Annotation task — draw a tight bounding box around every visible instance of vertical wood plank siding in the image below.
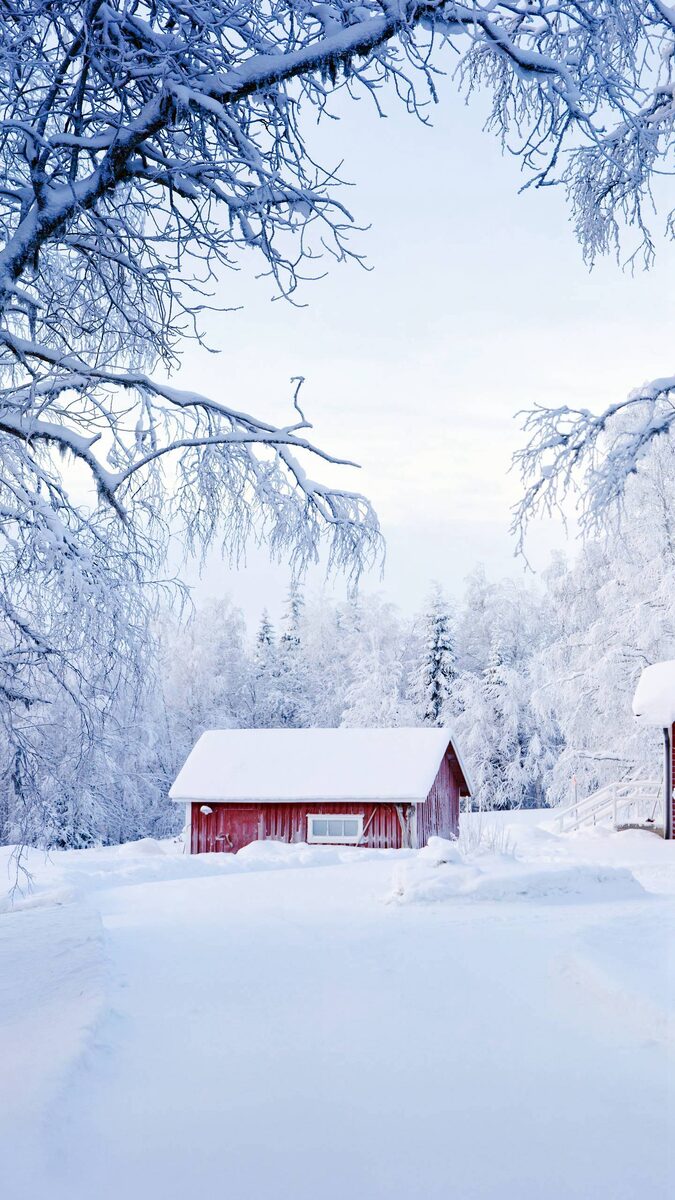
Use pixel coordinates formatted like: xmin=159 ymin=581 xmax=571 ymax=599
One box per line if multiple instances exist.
xmin=671 ymin=722 xmax=675 ymax=839
xmin=191 ymin=800 xmax=406 ymax=853
xmin=415 ymin=750 xmax=460 ymax=846
xmin=189 ymin=746 xmax=463 ymax=852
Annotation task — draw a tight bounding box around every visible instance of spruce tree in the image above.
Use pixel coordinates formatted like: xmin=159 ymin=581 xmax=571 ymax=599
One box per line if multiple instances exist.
xmin=277 ymin=580 xmax=308 ymax=727
xmin=417 ymin=585 xmax=458 ymax=726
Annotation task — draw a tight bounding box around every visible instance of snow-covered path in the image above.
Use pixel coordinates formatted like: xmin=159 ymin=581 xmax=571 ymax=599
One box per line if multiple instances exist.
xmin=5 ymin=829 xmax=673 ymax=1200
xmin=1 ymin=825 xmax=672 ymax=1200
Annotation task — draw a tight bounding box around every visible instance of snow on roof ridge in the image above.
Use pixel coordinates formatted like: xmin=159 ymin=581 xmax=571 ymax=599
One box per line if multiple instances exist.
xmin=198 ymin=725 xmax=453 ymax=733
xmin=169 ymin=726 xmax=470 ymax=804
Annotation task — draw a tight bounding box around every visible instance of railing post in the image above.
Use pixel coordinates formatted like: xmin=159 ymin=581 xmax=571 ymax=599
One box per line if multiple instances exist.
xmin=664 ymin=728 xmax=673 ymax=841
xmin=572 ymin=774 xmax=578 ymax=830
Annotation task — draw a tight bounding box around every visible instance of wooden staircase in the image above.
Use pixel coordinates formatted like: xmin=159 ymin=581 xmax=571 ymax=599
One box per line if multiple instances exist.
xmin=554 ymin=779 xmax=662 ymax=835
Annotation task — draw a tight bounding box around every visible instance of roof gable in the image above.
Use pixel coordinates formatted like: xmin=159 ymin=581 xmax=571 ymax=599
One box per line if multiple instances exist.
xmin=169 ymin=727 xmax=470 ymax=804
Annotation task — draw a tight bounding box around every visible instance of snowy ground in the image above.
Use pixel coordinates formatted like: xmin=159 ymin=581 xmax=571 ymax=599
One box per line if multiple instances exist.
xmin=1 ymin=813 xmax=674 ymax=1200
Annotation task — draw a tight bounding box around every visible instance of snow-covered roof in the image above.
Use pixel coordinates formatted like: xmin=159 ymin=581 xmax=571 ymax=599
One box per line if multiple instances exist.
xmin=632 ymin=661 xmax=675 ymax=727
xmin=169 ymin=727 xmax=471 ymax=804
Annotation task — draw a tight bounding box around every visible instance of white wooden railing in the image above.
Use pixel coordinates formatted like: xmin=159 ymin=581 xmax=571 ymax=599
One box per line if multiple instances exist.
xmin=554 ymin=778 xmax=662 ymax=835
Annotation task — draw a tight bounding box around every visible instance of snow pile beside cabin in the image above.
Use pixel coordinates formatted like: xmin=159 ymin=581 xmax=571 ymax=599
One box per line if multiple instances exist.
xmin=390 ymin=837 xmax=646 ymax=905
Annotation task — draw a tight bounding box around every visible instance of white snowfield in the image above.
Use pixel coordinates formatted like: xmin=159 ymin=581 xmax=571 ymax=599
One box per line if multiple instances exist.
xmin=169 ymin=725 xmax=466 ymax=802
xmin=1 ymin=812 xmax=674 ymax=1200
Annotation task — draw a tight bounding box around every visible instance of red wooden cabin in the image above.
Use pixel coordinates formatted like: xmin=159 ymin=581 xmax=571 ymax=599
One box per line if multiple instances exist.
xmin=170 ymin=728 xmax=472 ymax=854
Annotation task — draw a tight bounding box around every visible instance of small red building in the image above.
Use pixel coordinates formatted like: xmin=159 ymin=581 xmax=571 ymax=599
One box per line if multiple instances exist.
xmin=170 ymin=728 xmax=472 ymax=854
xmin=632 ymin=661 xmax=675 ymax=839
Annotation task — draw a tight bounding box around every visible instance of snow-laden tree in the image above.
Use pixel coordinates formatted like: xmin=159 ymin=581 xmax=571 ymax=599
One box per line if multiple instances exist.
xmin=244 ymin=610 xmax=283 ymax=728
xmin=276 ymin=580 xmax=311 ymax=726
xmin=455 ymin=566 xmax=494 ymax=676
xmin=508 ymin=7 xmax=675 ymax=546
xmin=451 ymin=578 xmax=553 ymax=808
xmin=298 ymin=597 xmax=352 ymax=726
xmin=412 ymin=584 xmax=458 ymax=725
xmin=0 ymin=550 xmax=156 ymax=845
xmin=0 ymin=612 xmax=176 ymax=848
xmin=530 ymin=441 xmax=675 ymax=806
xmin=341 ymin=595 xmax=414 ymax=727
xmin=460 ymin=642 xmax=530 ymax=809
xmin=161 ymin=597 xmax=251 ymax=762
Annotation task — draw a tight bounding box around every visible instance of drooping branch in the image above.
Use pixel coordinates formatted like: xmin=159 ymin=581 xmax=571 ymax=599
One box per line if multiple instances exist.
xmin=513 ymin=379 xmax=675 ymax=548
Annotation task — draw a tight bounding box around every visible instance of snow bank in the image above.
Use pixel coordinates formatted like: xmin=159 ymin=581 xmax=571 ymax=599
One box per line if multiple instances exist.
xmin=2 ymin=813 xmax=665 ymax=914
xmin=632 ymin=659 xmax=675 ymax=726
xmin=391 ymin=840 xmax=646 ymax=905
xmin=0 ymin=839 xmax=242 ymax=902
xmin=0 ymin=835 xmax=410 ymax=906
xmin=416 ymin=835 xmax=464 ymax=865
xmin=235 ymin=838 xmax=394 ymax=869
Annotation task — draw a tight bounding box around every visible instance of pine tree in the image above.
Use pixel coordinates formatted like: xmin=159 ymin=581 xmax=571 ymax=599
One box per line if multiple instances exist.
xmin=249 ymin=610 xmax=282 ymax=727
xmin=415 ymin=585 xmax=458 ymax=726
xmin=256 ymin=610 xmax=275 ymax=654
xmin=277 ymin=580 xmax=309 ymax=727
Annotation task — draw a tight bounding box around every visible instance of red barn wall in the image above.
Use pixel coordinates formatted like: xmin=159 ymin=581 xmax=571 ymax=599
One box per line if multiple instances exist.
xmin=670 ymin=722 xmax=675 ymax=838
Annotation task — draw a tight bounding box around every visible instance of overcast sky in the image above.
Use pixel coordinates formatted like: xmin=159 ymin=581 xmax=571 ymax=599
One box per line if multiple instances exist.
xmin=175 ymin=79 xmax=675 ymax=622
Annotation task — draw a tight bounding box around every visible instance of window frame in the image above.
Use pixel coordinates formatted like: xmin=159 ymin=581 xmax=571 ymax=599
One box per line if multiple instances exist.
xmin=306 ymin=813 xmax=364 ymax=844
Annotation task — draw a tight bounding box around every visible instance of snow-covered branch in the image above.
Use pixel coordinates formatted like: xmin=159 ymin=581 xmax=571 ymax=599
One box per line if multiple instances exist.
xmin=513 ymin=379 xmax=675 ymax=545
xmin=0 ymin=3 xmax=668 ymax=582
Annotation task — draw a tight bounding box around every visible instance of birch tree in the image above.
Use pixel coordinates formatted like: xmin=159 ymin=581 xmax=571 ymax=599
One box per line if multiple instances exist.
xmin=341 ymin=595 xmax=413 ymax=726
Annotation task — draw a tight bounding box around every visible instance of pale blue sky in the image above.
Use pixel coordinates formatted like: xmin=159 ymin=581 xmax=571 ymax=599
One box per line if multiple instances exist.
xmin=177 ymin=79 xmax=675 ymax=620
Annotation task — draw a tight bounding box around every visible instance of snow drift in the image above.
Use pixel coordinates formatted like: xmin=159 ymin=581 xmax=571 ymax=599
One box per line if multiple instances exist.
xmin=390 ymin=837 xmax=646 ymax=905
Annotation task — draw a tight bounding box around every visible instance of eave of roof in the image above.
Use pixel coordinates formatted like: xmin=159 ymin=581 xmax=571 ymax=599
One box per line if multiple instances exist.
xmin=174 ymin=794 xmax=431 ymax=805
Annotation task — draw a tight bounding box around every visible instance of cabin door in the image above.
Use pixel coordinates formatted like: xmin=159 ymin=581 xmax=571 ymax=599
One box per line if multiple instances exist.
xmin=210 ymin=805 xmax=260 ymax=853
xmin=193 ymin=804 xmax=261 ymax=853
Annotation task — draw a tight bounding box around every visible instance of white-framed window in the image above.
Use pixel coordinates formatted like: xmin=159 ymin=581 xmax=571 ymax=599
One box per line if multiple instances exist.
xmin=307 ymin=813 xmax=364 ymax=844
